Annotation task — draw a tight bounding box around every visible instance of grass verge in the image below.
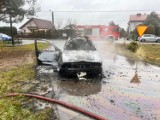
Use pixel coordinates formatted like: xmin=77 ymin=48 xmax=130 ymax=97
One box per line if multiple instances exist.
xmin=140 ymin=44 xmax=160 ymax=65
xmin=0 ymin=64 xmax=53 ymax=120
xmin=0 ymin=42 xmax=49 ymax=51
xmin=0 ymin=43 xmax=54 ymax=120
xmin=115 ymin=43 xmax=160 ymax=66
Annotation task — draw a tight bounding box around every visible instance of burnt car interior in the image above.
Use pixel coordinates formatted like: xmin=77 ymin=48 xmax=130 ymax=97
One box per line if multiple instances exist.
xmin=64 ymin=37 xmax=96 ymax=51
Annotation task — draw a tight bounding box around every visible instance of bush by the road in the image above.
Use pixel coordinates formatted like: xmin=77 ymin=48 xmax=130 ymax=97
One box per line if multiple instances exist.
xmin=126 ymin=41 xmax=138 ymax=52
xmin=0 ymin=27 xmax=17 ymax=36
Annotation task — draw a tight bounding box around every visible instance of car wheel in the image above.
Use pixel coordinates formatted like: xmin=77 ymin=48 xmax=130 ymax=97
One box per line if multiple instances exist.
xmin=142 ymin=39 xmax=145 ymax=42
xmin=158 ymin=39 xmax=160 ymax=43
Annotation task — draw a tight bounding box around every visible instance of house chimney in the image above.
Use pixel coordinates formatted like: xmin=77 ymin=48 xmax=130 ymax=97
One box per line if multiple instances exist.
xmin=137 ymin=13 xmax=141 ymax=17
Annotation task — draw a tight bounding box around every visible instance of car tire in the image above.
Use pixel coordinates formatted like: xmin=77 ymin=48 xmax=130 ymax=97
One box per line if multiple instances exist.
xmin=157 ymin=39 xmax=160 ymax=43
xmin=141 ymin=39 xmax=145 ymax=42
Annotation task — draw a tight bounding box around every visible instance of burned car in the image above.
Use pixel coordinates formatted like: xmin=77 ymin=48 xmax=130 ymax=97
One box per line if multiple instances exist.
xmin=59 ymin=36 xmax=102 ymax=76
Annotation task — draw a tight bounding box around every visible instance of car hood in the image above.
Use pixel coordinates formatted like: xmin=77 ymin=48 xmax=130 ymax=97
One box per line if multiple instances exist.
xmin=62 ymin=50 xmax=102 ymax=63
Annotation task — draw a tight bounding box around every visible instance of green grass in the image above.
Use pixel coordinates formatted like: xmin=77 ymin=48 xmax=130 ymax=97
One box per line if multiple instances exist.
xmin=0 ymin=98 xmax=53 ymax=120
xmin=0 ymin=42 xmax=49 ymax=51
xmin=0 ymin=64 xmax=53 ymax=120
xmin=0 ymin=64 xmax=35 ymax=94
xmin=141 ymin=44 xmax=160 ymax=65
xmin=115 ymin=43 xmax=160 ymax=66
xmin=0 ymin=43 xmax=53 ymax=120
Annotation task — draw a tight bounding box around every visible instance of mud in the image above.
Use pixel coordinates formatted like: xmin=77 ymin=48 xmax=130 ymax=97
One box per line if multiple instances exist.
xmin=0 ymin=50 xmax=34 ymax=71
xmin=33 ymin=40 xmax=160 ymax=120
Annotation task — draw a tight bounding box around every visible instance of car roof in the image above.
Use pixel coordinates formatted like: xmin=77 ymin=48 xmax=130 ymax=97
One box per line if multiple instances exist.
xmin=143 ymin=34 xmax=155 ymax=35
xmin=64 ymin=36 xmax=96 ymax=50
xmin=0 ymin=33 xmax=11 ymax=37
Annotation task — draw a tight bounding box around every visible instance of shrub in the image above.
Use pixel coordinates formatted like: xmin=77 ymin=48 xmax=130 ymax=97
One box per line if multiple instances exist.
xmin=126 ymin=41 xmax=138 ymax=52
xmin=0 ymin=26 xmax=17 ymax=36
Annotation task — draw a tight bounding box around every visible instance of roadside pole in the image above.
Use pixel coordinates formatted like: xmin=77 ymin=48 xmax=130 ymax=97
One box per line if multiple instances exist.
xmin=136 ymin=26 xmax=147 ymax=46
xmin=9 ymin=15 xmax=14 ymax=46
xmin=51 ymin=11 xmax=54 ymax=39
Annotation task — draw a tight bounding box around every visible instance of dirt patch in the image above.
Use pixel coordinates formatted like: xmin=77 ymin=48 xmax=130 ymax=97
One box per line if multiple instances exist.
xmin=0 ymin=50 xmax=35 ymax=71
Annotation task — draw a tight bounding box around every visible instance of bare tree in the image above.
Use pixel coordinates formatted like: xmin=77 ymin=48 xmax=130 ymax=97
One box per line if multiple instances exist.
xmin=55 ymin=17 xmax=63 ymax=38
xmin=56 ymin=17 xmax=63 ymax=30
xmin=66 ymin=19 xmax=77 ymax=27
xmin=65 ymin=18 xmax=78 ymax=37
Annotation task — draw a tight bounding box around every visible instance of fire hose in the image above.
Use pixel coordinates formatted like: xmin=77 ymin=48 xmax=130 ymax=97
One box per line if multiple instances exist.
xmin=4 ymin=93 xmax=107 ymax=120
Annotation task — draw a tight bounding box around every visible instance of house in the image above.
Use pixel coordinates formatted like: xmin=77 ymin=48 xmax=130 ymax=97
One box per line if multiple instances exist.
xmin=128 ymin=13 xmax=147 ymax=33
xmin=128 ymin=13 xmax=160 ymax=33
xmin=20 ymin=18 xmax=54 ymax=34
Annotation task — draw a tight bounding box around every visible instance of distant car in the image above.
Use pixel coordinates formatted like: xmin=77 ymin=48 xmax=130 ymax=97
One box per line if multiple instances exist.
xmin=0 ymin=33 xmax=12 ymax=41
xmin=59 ymin=36 xmax=102 ymax=76
xmin=156 ymin=37 xmax=160 ymax=42
xmin=140 ymin=34 xmax=157 ymax=42
xmin=107 ymin=35 xmax=115 ymax=40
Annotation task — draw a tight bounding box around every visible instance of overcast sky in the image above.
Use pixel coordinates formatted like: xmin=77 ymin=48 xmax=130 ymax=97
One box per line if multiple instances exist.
xmin=1 ymin=0 xmax=160 ymax=30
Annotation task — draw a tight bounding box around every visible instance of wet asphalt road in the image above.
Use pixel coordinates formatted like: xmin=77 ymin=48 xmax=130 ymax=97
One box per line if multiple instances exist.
xmin=35 ymin=40 xmax=160 ymax=120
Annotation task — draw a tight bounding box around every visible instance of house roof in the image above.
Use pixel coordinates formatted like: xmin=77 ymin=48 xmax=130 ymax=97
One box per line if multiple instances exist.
xmin=129 ymin=14 xmax=147 ymax=22
xmin=129 ymin=13 xmax=160 ymax=22
xmin=20 ymin=18 xmax=54 ymax=29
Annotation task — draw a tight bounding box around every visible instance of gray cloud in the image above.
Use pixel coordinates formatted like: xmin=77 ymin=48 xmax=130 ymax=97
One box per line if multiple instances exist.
xmin=1 ymin=0 xmax=160 ymax=29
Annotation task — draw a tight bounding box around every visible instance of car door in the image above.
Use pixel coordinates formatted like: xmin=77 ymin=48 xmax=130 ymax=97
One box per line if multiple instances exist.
xmin=150 ymin=35 xmax=154 ymax=41
xmin=35 ymin=40 xmax=62 ymax=70
xmin=145 ymin=34 xmax=150 ymax=41
xmin=150 ymin=35 xmax=155 ymax=42
xmin=153 ymin=35 xmax=157 ymax=41
xmin=0 ymin=34 xmax=2 ymax=40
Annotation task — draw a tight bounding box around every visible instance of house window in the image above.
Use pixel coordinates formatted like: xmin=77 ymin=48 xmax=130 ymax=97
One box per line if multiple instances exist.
xmin=105 ymin=28 xmax=108 ymax=32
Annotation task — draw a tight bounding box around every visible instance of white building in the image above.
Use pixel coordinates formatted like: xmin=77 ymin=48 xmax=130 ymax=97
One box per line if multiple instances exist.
xmin=128 ymin=13 xmax=147 ymax=33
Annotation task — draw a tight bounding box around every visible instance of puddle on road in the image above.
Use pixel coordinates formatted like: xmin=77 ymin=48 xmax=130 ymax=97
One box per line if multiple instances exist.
xmin=31 ymin=40 xmax=160 ymax=120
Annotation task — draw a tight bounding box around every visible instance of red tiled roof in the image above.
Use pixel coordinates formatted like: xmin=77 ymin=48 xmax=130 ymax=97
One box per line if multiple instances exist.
xmin=129 ymin=14 xmax=147 ymax=22
xmin=20 ymin=18 xmax=54 ymax=29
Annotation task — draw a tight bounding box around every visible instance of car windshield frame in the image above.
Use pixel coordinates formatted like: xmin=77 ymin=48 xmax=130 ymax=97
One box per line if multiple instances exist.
xmin=64 ymin=37 xmax=96 ymax=51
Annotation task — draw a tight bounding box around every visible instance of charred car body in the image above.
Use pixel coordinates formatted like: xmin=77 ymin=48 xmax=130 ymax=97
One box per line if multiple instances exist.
xmin=35 ymin=40 xmax=61 ymax=70
xmin=59 ymin=36 xmax=102 ymax=76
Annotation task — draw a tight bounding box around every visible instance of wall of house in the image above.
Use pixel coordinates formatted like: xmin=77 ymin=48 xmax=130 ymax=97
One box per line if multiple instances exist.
xmin=129 ymin=21 xmax=143 ymax=33
xmin=21 ymin=21 xmax=37 ymax=33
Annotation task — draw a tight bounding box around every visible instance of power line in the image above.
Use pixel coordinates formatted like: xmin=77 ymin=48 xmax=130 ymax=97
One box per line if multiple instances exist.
xmin=39 ymin=9 xmax=160 ymax=13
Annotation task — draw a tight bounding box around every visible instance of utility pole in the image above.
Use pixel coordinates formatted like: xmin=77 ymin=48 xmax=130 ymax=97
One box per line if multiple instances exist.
xmin=51 ymin=11 xmax=54 ymax=39
xmin=9 ymin=15 xmax=14 ymax=46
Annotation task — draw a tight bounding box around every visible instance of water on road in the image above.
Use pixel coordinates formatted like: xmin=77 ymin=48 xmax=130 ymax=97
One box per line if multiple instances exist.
xmin=35 ymin=40 xmax=160 ymax=120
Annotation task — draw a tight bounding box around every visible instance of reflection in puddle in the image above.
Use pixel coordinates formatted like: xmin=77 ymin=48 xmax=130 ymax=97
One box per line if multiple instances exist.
xmin=130 ymin=73 xmax=140 ymax=83
xmin=55 ymin=80 xmax=102 ymax=96
xmin=130 ymin=63 xmax=140 ymax=83
xmin=126 ymin=57 xmax=136 ymax=66
xmin=33 ymin=65 xmax=103 ymax=120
